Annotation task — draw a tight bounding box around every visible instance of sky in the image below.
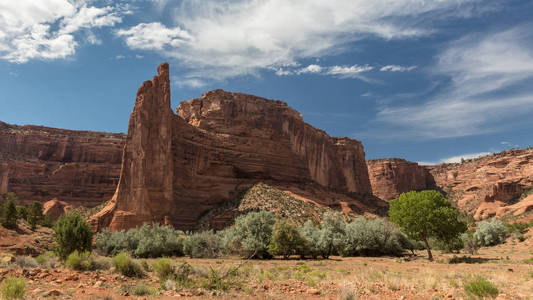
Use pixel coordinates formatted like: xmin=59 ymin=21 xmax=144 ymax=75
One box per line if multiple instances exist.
xmin=1 ymin=0 xmax=533 ymax=165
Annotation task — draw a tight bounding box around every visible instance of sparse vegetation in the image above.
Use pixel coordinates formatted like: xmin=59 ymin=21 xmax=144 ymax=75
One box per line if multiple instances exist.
xmin=474 ymin=219 xmax=507 ymax=246
xmin=112 ymin=252 xmax=144 ymax=278
xmin=463 ymin=276 xmax=499 ymax=299
xmin=183 ymin=230 xmax=222 ymax=258
xmin=0 ymin=277 xmax=26 ymax=300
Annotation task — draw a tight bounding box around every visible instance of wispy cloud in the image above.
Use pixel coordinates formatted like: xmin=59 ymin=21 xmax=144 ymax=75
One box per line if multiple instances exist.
xmin=0 ymin=0 xmax=125 ymax=63
xmin=375 ymin=25 xmax=533 ymax=139
xmin=116 ymin=0 xmax=483 ymax=81
xmin=419 ymin=151 xmax=490 ymax=165
xmin=380 ymin=65 xmax=417 ymax=72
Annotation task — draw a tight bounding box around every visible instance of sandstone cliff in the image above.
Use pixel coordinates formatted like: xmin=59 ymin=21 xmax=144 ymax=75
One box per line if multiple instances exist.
xmin=367 ymin=158 xmax=435 ymax=201
xmin=91 ymin=63 xmax=382 ymax=231
xmin=0 ymin=122 xmax=124 ymax=206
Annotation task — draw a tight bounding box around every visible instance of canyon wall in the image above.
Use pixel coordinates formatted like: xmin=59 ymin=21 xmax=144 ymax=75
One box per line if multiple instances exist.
xmin=366 ymin=158 xmax=435 ymax=201
xmin=91 ymin=63 xmax=381 ymax=231
xmin=0 ymin=121 xmax=124 ymax=207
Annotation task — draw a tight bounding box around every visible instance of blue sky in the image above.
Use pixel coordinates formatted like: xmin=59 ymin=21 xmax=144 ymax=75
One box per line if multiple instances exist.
xmin=1 ymin=0 xmax=533 ymax=164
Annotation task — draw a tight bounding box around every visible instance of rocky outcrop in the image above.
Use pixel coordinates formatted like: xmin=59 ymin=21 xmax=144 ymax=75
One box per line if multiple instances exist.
xmin=91 ymin=63 xmax=382 ymax=231
xmin=0 ymin=121 xmax=124 ymax=206
xmin=428 ymin=149 xmax=533 ymax=220
xmin=43 ymin=198 xmax=72 ymax=219
xmin=366 ymin=158 xmax=435 ymax=201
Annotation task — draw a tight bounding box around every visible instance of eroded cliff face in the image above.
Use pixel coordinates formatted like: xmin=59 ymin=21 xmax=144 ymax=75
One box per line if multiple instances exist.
xmin=0 ymin=122 xmax=124 ymax=206
xmin=428 ymin=149 xmax=533 ymax=220
xmin=91 ymin=63 xmax=380 ymax=231
xmin=366 ymin=159 xmax=435 ymax=201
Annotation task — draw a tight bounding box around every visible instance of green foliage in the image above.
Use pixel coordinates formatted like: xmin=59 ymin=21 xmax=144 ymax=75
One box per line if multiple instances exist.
xmin=389 ymin=190 xmax=467 ymax=260
xmin=152 ymin=258 xmax=174 ymax=281
xmin=201 ymin=266 xmax=241 ymax=291
xmin=1 ymin=199 xmax=18 ymax=228
xmin=505 ymin=221 xmax=529 ymax=234
xmin=112 ymin=252 xmax=144 ymax=278
xmin=66 ymin=251 xmax=92 ymax=271
xmin=183 ymin=230 xmax=223 ymax=258
xmin=341 ymin=217 xmax=406 ymax=256
xmin=474 ymin=219 xmax=507 ymax=246
xmin=54 ymin=213 xmax=93 ymax=259
xmin=15 ymin=206 xmax=27 ymax=221
xmin=35 ymin=251 xmax=59 ymax=269
xmin=1 ymin=277 xmax=26 ymax=300
xmin=95 ymin=223 xmax=185 ymax=258
xmin=27 ymin=201 xmax=43 ymax=230
xmin=299 ymin=220 xmax=322 ymax=258
xmin=268 ymin=220 xmax=308 ymax=258
xmin=461 ymin=232 xmax=479 ymax=255
xmin=317 ymin=211 xmax=346 ymax=258
xmin=223 ymin=211 xmax=275 ymax=258
xmin=463 ymin=276 xmax=499 ymax=299
xmin=132 ymin=284 xmax=158 ymax=296
xmin=14 ymin=256 xmax=37 ymax=269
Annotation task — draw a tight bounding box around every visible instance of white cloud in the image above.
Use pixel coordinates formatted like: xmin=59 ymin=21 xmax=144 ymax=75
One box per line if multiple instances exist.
xmin=327 ymin=65 xmax=373 ymax=78
xmin=0 ymin=0 xmax=124 ymax=63
xmin=380 ymin=65 xmax=417 ymax=72
xmin=115 ymin=55 xmax=126 ymax=60
xmin=418 ymin=151 xmax=490 ymax=165
xmin=117 ymin=0 xmax=481 ymax=80
xmin=173 ymin=78 xmax=207 ymax=88
xmin=376 ymin=25 xmax=533 ymax=139
xmin=297 ymin=64 xmax=323 ymax=74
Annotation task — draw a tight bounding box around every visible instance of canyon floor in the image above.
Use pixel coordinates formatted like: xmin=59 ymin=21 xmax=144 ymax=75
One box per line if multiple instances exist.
xmin=1 ymin=229 xmax=532 ymax=299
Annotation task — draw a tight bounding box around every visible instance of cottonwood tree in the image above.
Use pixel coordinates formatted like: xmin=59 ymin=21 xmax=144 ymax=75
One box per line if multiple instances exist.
xmin=389 ymin=190 xmax=466 ymax=261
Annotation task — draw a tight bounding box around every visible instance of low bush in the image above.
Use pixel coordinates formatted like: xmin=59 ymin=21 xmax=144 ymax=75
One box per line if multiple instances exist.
xmin=1 ymin=277 xmax=26 ymax=300
xmin=14 ymin=256 xmax=38 ymax=269
xmin=183 ymin=231 xmax=222 ymax=258
xmin=133 ymin=284 xmax=158 ymax=296
xmin=152 ymin=258 xmax=174 ymax=281
xmin=65 ymin=251 xmax=91 ymax=271
xmin=112 ymin=253 xmax=144 ymax=278
xmin=96 ymin=223 xmax=185 ymax=258
xmin=341 ymin=217 xmax=406 ymax=257
xmin=35 ymin=251 xmax=59 ymax=269
xmin=54 ymin=213 xmax=93 ymax=259
xmin=463 ymin=276 xmax=499 ymax=299
xmin=505 ymin=221 xmax=529 ymax=234
xmin=222 ymin=211 xmax=275 ymax=259
xmin=474 ymin=219 xmax=507 ymax=246
xmin=461 ymin=232 xmax=479 ymax=255
xmin=269 ymin=220 xmax=308 ymax=258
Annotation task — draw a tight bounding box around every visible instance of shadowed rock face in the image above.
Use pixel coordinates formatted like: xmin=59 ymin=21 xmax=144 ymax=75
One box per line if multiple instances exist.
xmin=90 ymin=63 xmax=380 ymax=231
xmin=0 ymin=122 xmax=124 ymax=206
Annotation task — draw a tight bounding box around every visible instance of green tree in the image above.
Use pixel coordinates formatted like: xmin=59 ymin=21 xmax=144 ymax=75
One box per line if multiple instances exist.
xmin=223 ymin=211 xmax=275 ymax=258
xmin=54 ymin=213 xmax=93 ymax=259
xmin=268 ymin=220 xmax=308 ymax=259
xmin=299 ymin=220 xmax=321 ymax=259
xmin=1 ymin=199 xmax=18 ymax=228
xmin=389 ymin=190 xmax=466 ymax=261
xmin=27 ymin=201 xmax=43 ymax=230
xmin=16 ymin=205 xmax=28 ymax=220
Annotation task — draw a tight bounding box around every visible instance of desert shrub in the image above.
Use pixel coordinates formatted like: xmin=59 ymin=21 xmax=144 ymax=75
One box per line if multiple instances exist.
xmin=54 ymin=213 xmax=93 ymax=259
xmin=268 ymin=220 xmax=308 ymax=258
xmin=14 ymin=256 xmax=37 ymax=269
xmin=152 ymin=258 xmax=174 ymax=281
xmin=222 ymin=211 xmax=275 ymax=258
xmin=201 ymin=266 xmax=241 ymax=291
xmin=112 ymin=252 xmax=144 ymax=278
xmin=96 ymin=224 xmax=185 ymax=258
xmin=474 ymin=219 xmax=507 ymax=246
xmin=35 ymin=251 xmax=59 ymax=269
xmin=463 ymin=276 xmax=498 ymax=299
xmin=164 ymin=279 xmax=176 ymax=290
xmin=1 ymin=277 xmax=26 ymax=300
xmin=15 ymin=206 xmax=27 ymax=221
xmin=299 ymin=220 xmax=321 ymax=259
xmin=133 ymin=284 xmax=158 ymax=296
xmin=183 ymin=230 xmax=223 ymax=258
xmin=429 ymin=236 xmax=464 ymax=253
xmin=317 ymin=211 xmax=346 ymax=259
xmin=461 ymin=232 xmax=479 ymax=255
xmin=341 ymin=217 xmax=405 ymax=257
xmin=66 ymin=251 xmax=92 ymax=271
xmin=505 ymin=221 xmax=529 ymax=234
xmin=27 ymin=201 xmax=43 ymax=230
xmin=93 ymin=256 xmax=112 ymax=270
xmin=1 ymin=199 xmax=18 ymax=228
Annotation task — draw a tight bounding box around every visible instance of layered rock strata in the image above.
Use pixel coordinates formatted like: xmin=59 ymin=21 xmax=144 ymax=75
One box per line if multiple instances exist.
xmin=91 ymin=63 xmax=382 ymax=231
xmin=0 ymin=122 xmax=124 ymax=206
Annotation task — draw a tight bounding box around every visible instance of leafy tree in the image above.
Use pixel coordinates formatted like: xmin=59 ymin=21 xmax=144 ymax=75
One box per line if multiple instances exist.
xmin=54 ymin=213 xmax=93 ymax=259
xmin=317 ymin=211 xmax=346 ymax=259
xmin=299 ymin=220 xmax=321 ymax=259
xmin=223 ymin=211 xmax=275 ymax=258
xmin=341 ymin=217 xmax=406 ymax=257
xmin=389 ymin=190 xmax=466 ymax=261
xmin=268 ymin=220 xmax=308 ymax=259
xmin=27 ymin=201 xmax=43 ymax=230
xmin=1 ymin=199 xmax=18 ymax=228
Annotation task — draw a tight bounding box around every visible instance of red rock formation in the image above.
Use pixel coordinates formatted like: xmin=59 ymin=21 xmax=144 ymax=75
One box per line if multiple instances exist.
xmin=366 ymin=158 xmax=434 ymax=201
xmin=43 ymin=198 xmax=72 ymax=219
xmin=0 ymin=121 xmax=124 ymax=207
xmin=91 ymin=63 xmax=381 ymax=231
xmin=428 ymin=149 xmax=533 ymax=220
